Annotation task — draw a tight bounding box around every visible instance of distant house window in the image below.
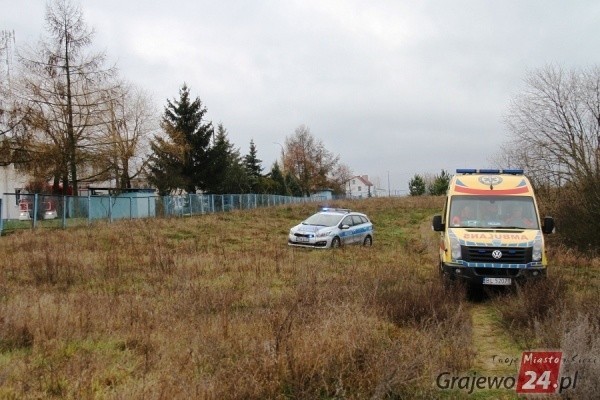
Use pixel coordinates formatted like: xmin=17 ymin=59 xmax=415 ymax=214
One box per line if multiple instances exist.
xmin=358 ymin=186 xmax=362 ymax=191
xmin=15 ymin=188 xmax=21 ymax=205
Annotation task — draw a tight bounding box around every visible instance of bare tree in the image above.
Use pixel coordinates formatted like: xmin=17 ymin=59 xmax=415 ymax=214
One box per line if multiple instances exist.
xmin=503 ymin=65 xmax=600 ymax=248
xmin=96 ymin=84 xmax=157 ymax=189
xmin=14 ymin=0 xmax=118 ymax=194
xmin=504 ymin=65 xmax=600 ymax=189
xmin=283 ymin=125 xmax=346 ymax=195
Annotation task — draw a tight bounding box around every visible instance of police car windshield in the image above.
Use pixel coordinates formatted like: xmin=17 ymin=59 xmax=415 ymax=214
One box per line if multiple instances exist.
xmin=449 ymin=196 xmax=539 ymax=229
xmin=303 ymin=213 xmax=344 ymax=227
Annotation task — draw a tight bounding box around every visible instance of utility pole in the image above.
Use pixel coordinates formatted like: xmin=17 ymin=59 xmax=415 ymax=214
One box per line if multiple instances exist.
xmin=1 ymin=30 xmax=15 ymax=130
xmin=1 ymin=30 xmax=15 ymax=79
xmin=387 ymin=171 xmax=391 ymax=197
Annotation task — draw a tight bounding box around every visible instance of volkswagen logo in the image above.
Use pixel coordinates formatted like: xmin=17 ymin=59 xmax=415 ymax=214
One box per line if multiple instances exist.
xmin=492 ymin=250 xmax=503 ymax=259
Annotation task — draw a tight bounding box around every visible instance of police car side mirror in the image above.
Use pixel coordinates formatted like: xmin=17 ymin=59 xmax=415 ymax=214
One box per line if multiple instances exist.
xmin=341 ymin=224 xmax=350 ymax=230
xmin=432 ymin=215 xmax=444 ymax=232
xmin=542 ymin=216 xmax=555 ymax=234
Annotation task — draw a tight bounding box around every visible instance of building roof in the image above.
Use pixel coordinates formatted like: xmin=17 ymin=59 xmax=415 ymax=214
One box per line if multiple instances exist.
xmin=349 ymin=175 xmax=373 ymax=186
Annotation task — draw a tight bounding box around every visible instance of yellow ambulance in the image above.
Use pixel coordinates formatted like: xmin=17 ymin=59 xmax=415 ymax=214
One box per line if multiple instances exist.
xmin=432 ymin=169 xmax=555 ymax=286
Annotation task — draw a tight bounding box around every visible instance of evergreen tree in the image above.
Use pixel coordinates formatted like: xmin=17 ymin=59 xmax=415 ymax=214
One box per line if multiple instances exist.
xmin=206 ymin=123 xmax=249 ymax=194
xmin=428 ymin=169 xmax=451 ymax=196
xmin=408 ymin=174 xmax=426 ymax=196
xmin=244 ymin=139 xmax=263 ymax=192
xmin=221 ymin=157 xmax=250 ymax=194
xmin=147 ymin=84 xmax=213 ymax=194
xmin=269 ymin=162 xmax=287 ymax=195
xmin=285 ymin=172 xmax=303 ymax=197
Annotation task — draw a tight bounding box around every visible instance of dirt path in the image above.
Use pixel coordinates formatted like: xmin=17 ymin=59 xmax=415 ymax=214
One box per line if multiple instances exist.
xmin=470 ymin=302 xmax=521 ymax=375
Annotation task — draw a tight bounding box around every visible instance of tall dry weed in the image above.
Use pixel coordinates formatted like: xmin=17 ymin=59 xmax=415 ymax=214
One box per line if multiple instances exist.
xmin=492 ymin=275 xmax=569 ymax=348
xmin=559 ymin=313 xmax=600 ymax=399
xmin=5 ymin=197 xmax=591 ymax=398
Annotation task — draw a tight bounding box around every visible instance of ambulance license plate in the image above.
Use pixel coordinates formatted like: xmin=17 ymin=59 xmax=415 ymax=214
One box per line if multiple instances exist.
xmin=483 ymin=277 xmax=512 ymax=285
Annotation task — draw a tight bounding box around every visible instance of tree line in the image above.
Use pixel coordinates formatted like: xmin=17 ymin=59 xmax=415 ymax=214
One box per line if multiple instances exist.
xmin=407 ymin=170 xmax=450 ymax=196
xmin=0 ymin=0 xmax=350 ymax=198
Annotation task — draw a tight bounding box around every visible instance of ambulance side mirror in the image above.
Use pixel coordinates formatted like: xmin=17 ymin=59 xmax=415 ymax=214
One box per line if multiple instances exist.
xmin=542 ymin=216 xmax=555 ymax=234
xmin=432 ymin=215 xmax=444 ymax=232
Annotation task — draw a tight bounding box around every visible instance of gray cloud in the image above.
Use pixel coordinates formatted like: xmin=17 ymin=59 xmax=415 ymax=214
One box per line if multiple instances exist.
xmin=4 ymin=0 xmax=600 ymax=192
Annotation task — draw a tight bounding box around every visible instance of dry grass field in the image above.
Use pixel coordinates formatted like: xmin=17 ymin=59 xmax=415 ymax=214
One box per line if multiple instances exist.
xmin=0 ymin=196 xmax=598 ymax=399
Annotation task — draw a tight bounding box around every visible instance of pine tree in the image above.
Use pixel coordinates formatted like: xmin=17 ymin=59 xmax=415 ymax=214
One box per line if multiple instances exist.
xmin=244 ymin=139 xmax=263 ymax=192
xmin=147 ymin=84 xmax=213 ymax=194
xmin=269 ymin=162 xmax=287 ymax=195
xmin=285 ymin=172 xmax=303 ymax=197
xmin=206 ymin=123 xmax=249 ymax=194
xmin=408 ymin=174 xmax=426 ymax=196
xmin=428 ymin=169 xmax=450 ymax=196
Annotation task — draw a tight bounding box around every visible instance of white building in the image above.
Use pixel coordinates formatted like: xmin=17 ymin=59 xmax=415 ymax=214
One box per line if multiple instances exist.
xmin=346 ymin=175 xmax=374 ymax=198
xmin=0 ymin=164 xmax=29 ymax=219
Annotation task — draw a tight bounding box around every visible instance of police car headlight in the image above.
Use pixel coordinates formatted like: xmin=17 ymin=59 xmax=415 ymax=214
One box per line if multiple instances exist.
xmin=532 ymin=235 xmax=543 ymax=261
xmin=450 ymin=236 xmax=462 ymax=260
xmin=316 ymin=230 xmax=332 ymax=238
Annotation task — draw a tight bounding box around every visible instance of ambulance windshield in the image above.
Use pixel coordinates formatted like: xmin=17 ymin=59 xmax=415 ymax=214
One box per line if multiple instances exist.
xmin=449 ymin=196 xmax=539 ymax=229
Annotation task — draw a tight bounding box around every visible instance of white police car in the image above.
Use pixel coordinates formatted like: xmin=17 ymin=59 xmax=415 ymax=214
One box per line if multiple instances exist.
xmin=288 ymin=208 xmax=374 ymax=248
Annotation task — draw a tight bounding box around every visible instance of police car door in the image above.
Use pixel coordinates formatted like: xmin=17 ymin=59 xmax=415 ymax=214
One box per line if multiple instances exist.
xmin=351 ymin=215 xmax=366 ymax=243
xmin=340 ymin=216 xmax=355 ymax=245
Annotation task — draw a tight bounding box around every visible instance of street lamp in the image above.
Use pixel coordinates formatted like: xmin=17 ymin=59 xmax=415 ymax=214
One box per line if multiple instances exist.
xmin=273 ymin=142 xmax=284 ymax=171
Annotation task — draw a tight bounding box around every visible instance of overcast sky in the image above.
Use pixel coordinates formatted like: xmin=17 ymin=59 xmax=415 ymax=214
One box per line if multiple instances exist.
xmin=4 ymin=1 xmax=600 ymax=193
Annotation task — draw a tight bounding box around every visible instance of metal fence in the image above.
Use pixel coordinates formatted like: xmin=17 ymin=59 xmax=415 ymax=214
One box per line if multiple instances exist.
xmin=0 ymin=192 xmax=318 ymax=235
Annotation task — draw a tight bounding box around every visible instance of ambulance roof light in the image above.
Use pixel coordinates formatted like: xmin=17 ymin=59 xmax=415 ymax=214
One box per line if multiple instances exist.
xmin=456 ymin=168 xmax=524 ymax=175
xmin=502 ymin=169 xmax=524 ymax=175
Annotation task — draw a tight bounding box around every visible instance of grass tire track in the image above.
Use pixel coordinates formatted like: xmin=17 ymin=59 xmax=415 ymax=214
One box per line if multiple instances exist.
xmin=470 ymin=301 xmax=521 ymax=376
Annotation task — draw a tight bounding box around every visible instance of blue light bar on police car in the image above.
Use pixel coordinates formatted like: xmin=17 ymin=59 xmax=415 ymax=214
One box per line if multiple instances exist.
xmin=320 ymin=207 xmax=350 ymax=213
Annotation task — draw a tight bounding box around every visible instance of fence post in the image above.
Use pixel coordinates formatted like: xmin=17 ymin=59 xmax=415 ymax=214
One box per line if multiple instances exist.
xmin=88 ymin=194 xmax=92 ymax=226
xmin=189 ymin=193 xmax=193 ymax=216
xmin=32 ymin=193 xmax=38 ymax=229
xmin=62 ymin=195 xmax=67 ymax=228
xmin=0 ymin=198 xmax=3 ymax=236
xmin=108 ymin=194 xmax=113 ymax=223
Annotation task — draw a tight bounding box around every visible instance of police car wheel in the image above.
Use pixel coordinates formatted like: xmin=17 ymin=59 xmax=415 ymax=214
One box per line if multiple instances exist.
xmin=331 ymin=237 xmax=341 ymax=248
xmin=363 ymin=236 xmax=372 ymax=246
